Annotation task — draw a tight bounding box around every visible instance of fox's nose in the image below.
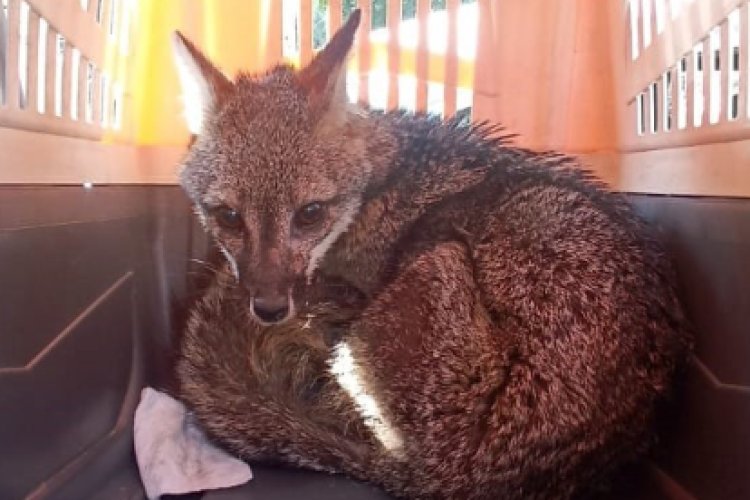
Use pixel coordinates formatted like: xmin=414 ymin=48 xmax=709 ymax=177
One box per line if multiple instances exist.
xmin=252 ymin=294 xmax=290 ymax=324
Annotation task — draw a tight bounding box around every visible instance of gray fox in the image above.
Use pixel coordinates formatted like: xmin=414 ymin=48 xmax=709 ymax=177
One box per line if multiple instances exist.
xmin=173 ymin=10 xmax=691 ymax=499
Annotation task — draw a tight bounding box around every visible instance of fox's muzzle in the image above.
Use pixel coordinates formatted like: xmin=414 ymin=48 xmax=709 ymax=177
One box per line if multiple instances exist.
xmin=243 ymin=241 xmax=296 ymax=324
xmin=245 ymin=263 xmax=294 ymax=324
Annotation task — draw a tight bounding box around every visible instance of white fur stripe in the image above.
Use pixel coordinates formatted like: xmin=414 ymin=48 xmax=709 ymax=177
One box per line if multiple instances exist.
xmin=329 ymin=342 xmax=404 ymax=453
xmin=219 ymin=244 xmax=239 ymax=280
xmin=305 ymin=199 xmax=360 ymax=281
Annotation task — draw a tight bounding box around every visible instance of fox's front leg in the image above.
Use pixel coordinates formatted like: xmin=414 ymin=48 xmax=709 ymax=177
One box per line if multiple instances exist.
xmin=177 ymin=273 xmax=376 ymax=478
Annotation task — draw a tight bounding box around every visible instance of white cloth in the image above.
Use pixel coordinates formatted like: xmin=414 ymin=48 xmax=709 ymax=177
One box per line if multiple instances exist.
xmin=134 ymin=387 xmax=253 ymax=499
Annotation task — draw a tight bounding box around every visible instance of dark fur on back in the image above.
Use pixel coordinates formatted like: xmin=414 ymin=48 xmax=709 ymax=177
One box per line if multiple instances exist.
xmin=178 ymin=109 xmax=692 ymax=499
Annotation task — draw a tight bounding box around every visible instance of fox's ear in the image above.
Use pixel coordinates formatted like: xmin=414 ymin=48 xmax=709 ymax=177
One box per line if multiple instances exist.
xmin=297 ymin=9 xmax=361 ymax=129
xmin=171 ymin=31 xmax=234 ymax=135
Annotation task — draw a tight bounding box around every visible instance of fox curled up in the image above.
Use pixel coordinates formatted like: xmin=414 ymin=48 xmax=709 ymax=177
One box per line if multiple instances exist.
xmin=173 ymin=10 xmax=691 ymax=500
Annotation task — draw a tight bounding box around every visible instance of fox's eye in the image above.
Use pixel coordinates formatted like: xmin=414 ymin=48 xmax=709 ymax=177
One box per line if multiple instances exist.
xmin=294 ymin=202 xmax=325 ymax=228
xmin=213 ymin=206 xmax=244 ymax=230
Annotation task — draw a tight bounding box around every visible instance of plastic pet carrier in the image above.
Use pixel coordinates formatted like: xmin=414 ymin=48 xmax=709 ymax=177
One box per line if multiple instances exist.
xmin=0 ymin=1 xmax=748 ymax=499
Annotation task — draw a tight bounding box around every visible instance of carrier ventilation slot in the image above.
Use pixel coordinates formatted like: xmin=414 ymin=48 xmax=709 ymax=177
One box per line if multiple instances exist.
xmin=281 ymin=0 xmax=478 ymax=120
xmin=0 ymin=0 xmax=131 ymax=139
xmin=628 ymin=1 xmax=750 ymax=146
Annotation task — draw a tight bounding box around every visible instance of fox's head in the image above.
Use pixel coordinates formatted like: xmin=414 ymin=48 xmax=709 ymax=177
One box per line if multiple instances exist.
xmin=173 ymin=10 xmax=384 ymax=325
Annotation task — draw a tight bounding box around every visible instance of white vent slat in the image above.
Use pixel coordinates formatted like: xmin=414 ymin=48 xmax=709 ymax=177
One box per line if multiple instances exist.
xmin=387 ymin=0 xmax=401 ymax=110
xmin=740 ymin=2 xmax=749 ymax=118
xmin=26 ymin=8 xmax=39 ymax=112
xmin=443 ymin=0 xmax=459 ymax=117
xmin=6 ymin=0 xmax=21 ymax=108
xmin=43 ymin=23 xmax=55 ymax=116
xmin=415 ymin=0 xmax=430 ymax=112
xmin=61 ymin=39 xmax=71 ymax=119
xmin=356 ymin=0 xmax=371 ymax=105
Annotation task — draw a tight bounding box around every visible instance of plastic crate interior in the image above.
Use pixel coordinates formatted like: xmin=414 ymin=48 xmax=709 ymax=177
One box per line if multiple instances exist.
xmin=0 ymin=1 xmax=748 ymax=499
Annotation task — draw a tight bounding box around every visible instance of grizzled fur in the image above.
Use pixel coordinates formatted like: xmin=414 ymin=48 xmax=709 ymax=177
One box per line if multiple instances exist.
xmin=175 ymin=12 xmax=691 ymax=500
